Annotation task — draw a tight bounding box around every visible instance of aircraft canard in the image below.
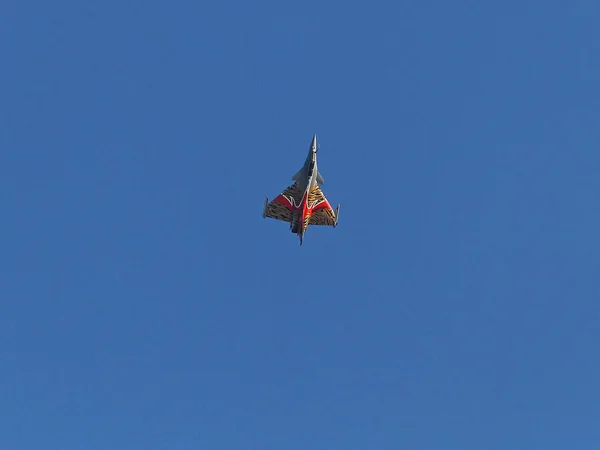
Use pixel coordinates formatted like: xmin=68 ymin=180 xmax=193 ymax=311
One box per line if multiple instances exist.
xmin=262 ymin=134 xmax=339 ymax=245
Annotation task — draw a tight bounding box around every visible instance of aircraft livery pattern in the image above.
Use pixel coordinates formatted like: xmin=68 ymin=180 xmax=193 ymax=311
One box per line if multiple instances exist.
xmin=307 ymin=186 xmax=337 ymax=226
xmin=263 ymin=182 xmax=303 ymax=223
xmin=264 ymin=183 xmax=337 ymax=227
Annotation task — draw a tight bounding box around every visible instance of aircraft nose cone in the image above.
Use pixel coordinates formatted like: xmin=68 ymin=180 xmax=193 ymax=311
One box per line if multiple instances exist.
xmin=311 ymin=133 xmax=317 ymax=151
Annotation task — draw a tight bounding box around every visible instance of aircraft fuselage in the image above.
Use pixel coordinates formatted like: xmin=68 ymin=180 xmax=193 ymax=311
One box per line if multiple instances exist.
xmin=290 ymin=135 xmax=320 ymax=244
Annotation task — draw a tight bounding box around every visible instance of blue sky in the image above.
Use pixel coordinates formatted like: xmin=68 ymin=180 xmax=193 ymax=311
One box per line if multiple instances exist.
xmin=2 ymin=0 xmax=600 ymax=448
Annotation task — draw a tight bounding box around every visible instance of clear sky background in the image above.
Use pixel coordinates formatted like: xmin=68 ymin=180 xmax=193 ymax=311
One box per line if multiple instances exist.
xmin=2 ymin=1 xmax=599 ymax=449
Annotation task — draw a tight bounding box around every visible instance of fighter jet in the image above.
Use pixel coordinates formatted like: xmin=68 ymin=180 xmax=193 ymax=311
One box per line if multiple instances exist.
xmin=262 ymin=134 xmax=340 ymax=245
